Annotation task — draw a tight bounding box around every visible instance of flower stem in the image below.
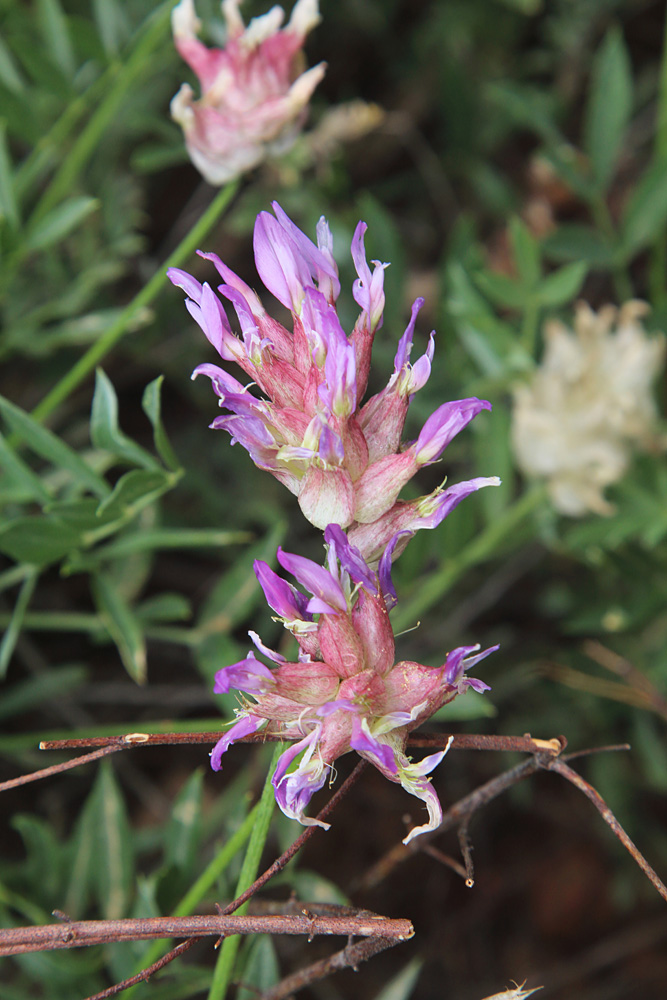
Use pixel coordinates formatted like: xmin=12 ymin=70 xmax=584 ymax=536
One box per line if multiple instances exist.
xmin=393 ymin=484 xmax=547 ymax=631
xmin=30 ymin=178 xmax=239 ymax=426
xmin=207 ymin=743 xmax=283 ymax=1000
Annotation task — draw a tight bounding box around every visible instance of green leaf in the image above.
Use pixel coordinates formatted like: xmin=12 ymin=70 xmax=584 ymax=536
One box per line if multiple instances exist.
xmin=474 ymin=270 xmax=526 ymax=309
xmin=373 ymin=958 xmax=423 ymax=1000
xmin=36 ymin=0 xmax=76 ymax=78
xmin=92 ymin=572 xmax=146 ymax=683
xmin=0 ymin=393 xmax=109 ymax=497
xmin=0 ymin=516 xmax=82 ymax=565
xmin=619 ymin=159 xmax=667 ymax=258
xmin=0 ymin=36 xmax=26 ymax=93
xmin=583 ymin=26 xmax=632 ymax=192
xmin=165 ymin=769 xmax=204 ymax=872
xmin=91 ymin=761 xmax=134 ymax=919
xmin=509 ymin=216 xmax=541 ymax=288
xmin=92 ymin=0 xmax=130 ymax=56
xmin=236 ymin=936 xmax=280 ymax=1000
xmin=25 ymin=195 xmax=99 ymax=251
xmin=542 ymin=224 xmax=615 ymax=267
xmin=0 ymin=569 xmax=37 ymax=677
xmin=96 ymin=468 xmax=171 ymax=521
xmin=141 ymin=376 xmax=180 ymax=472
xmin=90 ymin=369 xmax=159 ymax=470
xmin=136 ymin=592 xmax=191 ymax=623
xmin=536 ymin=261 xmax=588 ymax=307
xmin=0 ymin=429 xmax=53 ymax=504
xmin=0 ymin=120 xmax=19 ymax=229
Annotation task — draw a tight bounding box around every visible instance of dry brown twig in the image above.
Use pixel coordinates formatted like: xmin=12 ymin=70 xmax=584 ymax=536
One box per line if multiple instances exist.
xmin=3 ymin=728 xmax=666 ymax=1000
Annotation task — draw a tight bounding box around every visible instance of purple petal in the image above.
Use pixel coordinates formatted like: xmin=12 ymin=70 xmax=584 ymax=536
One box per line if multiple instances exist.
xmin=191 ymin=362 xmax=247 ymax=397
xmin=210 ymin=714 xmax=265 ymax=771
xmin=378 ymin=530 xmax=411 ymax=609
xmin=277 ymin=547 xmax=347 ymax=614
xmin=271 ymin=203 xmax=340 ymax=302
xmin=253 ymin=211 xmax=312 ymax=312
xmin=254 ymin=560 xmax=312 ymax=621
xmin=393 ymin=297 xmax=424 ymax=372
xmin=350 ymin=717 xmax=399 ymax=775
xmin=213 ymin=653 xmax=275 ymax=694
xmin=323 ymin=523 xmax=378 ymax=596
xmin=248 ymin=630 xmax=285 ymax=663
xmin=415 ymin=398 xmax=492 ymax=464
xmin=351 ymin=221 xmax=387 ymax=331
xmin=167 ymin=267 xmax=203 ymax=302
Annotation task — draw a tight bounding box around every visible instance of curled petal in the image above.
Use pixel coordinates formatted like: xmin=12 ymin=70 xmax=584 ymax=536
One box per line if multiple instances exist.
xmin=272 ymin=728 xmax=331 ymax=829
xmin=415 ymin=398 xmax=492 ymax=465
xmin=350 ymin=717 xmax=398 ymax=776
xmin=213 ymin=653 xmax=275 ymax=694
xmin=351 ymin=221 xmax=388 ymax=332
xmin=377 ymin=530 xmax=411 ymax=610
xmin=210 ymin=714 xmax=265 ymax=771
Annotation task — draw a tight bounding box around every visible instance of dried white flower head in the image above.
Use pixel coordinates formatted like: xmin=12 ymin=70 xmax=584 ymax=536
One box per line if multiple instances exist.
xmin=512 ymin=301 xmax=665 ymax=516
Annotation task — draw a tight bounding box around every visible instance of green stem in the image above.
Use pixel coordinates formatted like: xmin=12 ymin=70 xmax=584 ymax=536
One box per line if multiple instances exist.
xmin=207 ymin=743 xmax=283 ymax=1000
xmin=30 ymin=179 xmax=239 ymax=425
xmin=649 ymin=7 xmax=667 ymax=307
xmin=590 ymin=196 xmax=633 ymax=302
xmin=520 ymin=297 xmax=540 ymax=357
xmin=393 ymin=484 xmax=547 ymax=632
xmin=126 ymin=803 xmax=261 ymax=997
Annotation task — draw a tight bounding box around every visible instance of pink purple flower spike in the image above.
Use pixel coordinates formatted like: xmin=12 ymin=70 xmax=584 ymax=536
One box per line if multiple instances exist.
xmin=176 ymin=203 xmax=501 ymax=841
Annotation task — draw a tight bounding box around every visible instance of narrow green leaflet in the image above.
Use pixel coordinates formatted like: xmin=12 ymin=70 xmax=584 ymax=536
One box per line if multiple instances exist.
xmin=95 ymin=468 xmax=172 ymax=521
xmin=92 ymin=0 xmax=130 ymax=56
xmin=236 ymin=936 xmax=280 ymax=1000
xmin=509 ymin=217 xmax=541 ymax=288
xmin=0 ymin=393 xmax=110 ymax=497
xmin=0 ymin=120 xmax=19 ymax=229
xmin=141 ymin=375 xmax=181 ymax=472
xmin=92 ymin=572 xmax=147 ymax=683
xmin=90 ymin=369 xmax=160 ymax=470
xmin=0 ymin=569 xmax=37 ymax=677
xmin=373 ymin=958 xmax=423 ymax=1000
xmin=36 ymin=0 xmax=76 ymax=79
xmin=0 ymin=516 xmax=83 ymax=565
xmin=24 ymin=195 xmax=99 ymax=252
xmin=542 ymin=224 xmax=615 ymax=267
xmin=90 ymin=761 xmax=134 ymax=920
xmin=474 ymin=270 xmax=526 ymax=309
xmin=164 ymin=769 xmax=204 ymax=873
xmin=0 ymin=36 xmax=25 ymax=94
xmin=0 ymin=429 xmax=52 ymax=504
xmin=583 ymin=26 xmax=632 ymax=192
xmin=619 ymin=159 xmax=667 ymax=259
xmin=0 ymin=664 xmax=86 ymax=720
xmin=535 ymin=261 xmax=587 ymax=307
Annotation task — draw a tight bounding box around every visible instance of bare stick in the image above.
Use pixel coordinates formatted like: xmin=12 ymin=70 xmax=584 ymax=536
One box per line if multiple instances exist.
xmin=262 ymin=935 xmax=404 ymax=1000
xmin=542 ymin=756 xmax=667 ymax=904
xmin=38 ymin=731 xmax=565 ymax=755
xmin=0 ymin=745 xmax=122 ymax=793
xmin=0 ymin=912 xmax=413 ymax=957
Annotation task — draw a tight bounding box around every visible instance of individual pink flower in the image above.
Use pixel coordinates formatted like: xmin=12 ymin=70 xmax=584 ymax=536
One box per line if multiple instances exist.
xmin=168 ymin=203 xmax=499 ymax=543
xmin=171 ymin=0 xmax=325 ymax=184
xmin=210 ymin=526 xmax=497 ymax=843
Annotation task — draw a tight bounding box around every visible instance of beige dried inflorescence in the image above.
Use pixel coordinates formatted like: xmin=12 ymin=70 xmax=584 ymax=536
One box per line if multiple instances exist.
xmin=512 ymin=301 xmax=665 ymax=516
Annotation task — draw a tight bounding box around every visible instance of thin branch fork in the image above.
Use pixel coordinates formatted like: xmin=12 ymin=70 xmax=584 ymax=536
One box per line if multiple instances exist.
xmin=0 ymin=911 xmax=414 ymax=958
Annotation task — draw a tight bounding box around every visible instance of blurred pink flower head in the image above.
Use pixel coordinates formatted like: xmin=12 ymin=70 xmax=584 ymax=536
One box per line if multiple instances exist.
xmin=171 ymin=0 xmax=325 ymax=184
